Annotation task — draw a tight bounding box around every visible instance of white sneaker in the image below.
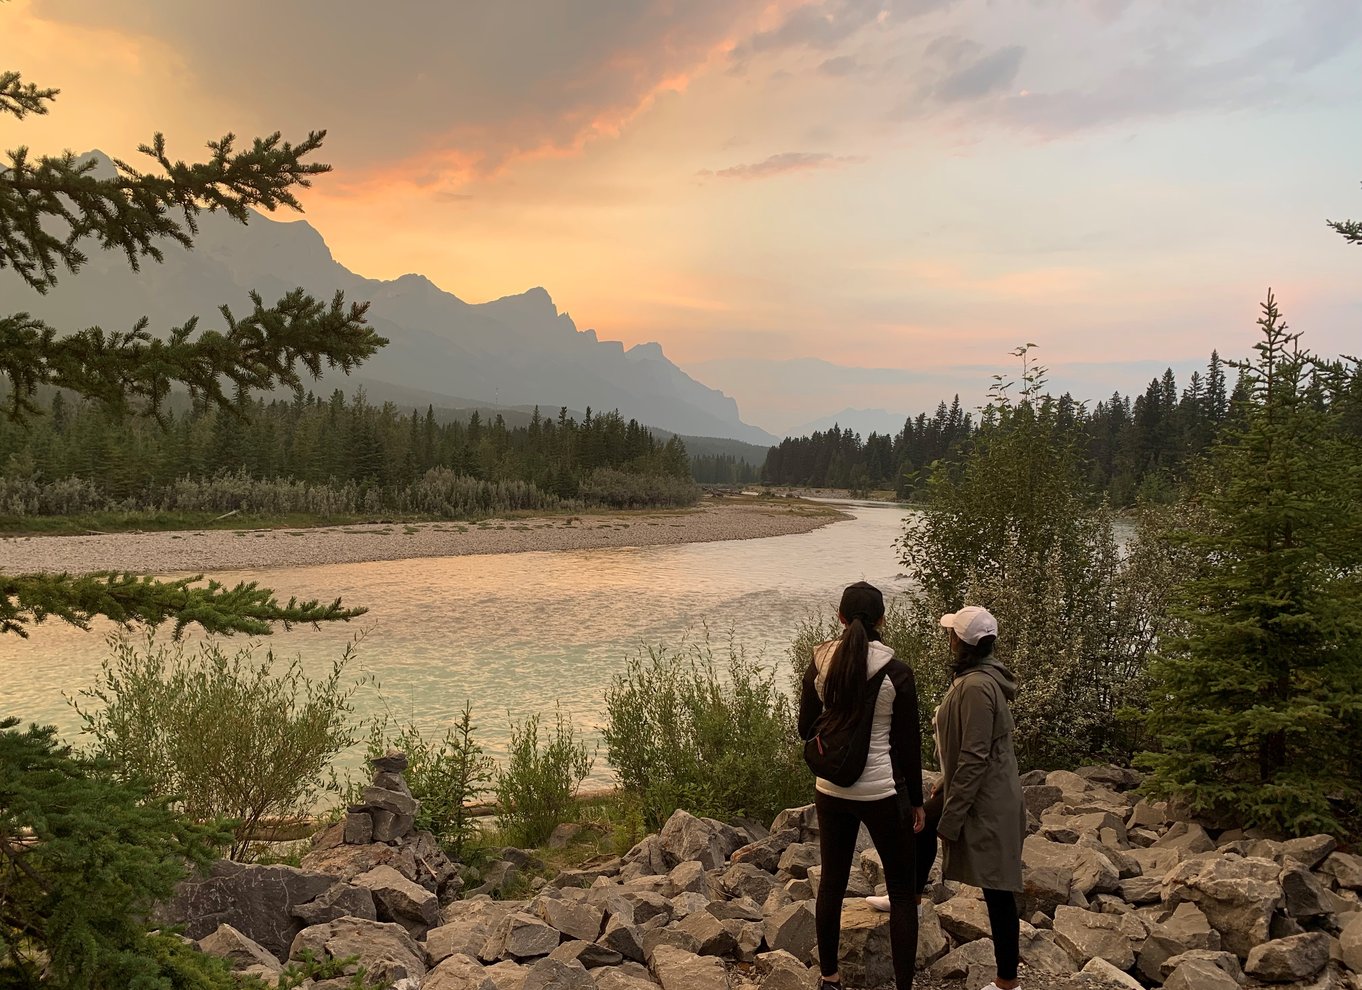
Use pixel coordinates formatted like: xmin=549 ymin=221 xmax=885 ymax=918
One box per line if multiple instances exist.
xmin=863 ymin=896 xmax=923 ymax=918
xmin=979 ymin=984 xmax=1020 ymax=990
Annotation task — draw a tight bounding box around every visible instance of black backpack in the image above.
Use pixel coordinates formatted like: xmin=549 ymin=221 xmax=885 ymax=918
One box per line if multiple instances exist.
xmin=802 ymin=667 xmax=889 ymax=787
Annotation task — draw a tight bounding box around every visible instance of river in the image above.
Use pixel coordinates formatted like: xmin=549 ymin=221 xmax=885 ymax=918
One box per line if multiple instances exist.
xmin=2 ymin=501 xmax=909 ymax=784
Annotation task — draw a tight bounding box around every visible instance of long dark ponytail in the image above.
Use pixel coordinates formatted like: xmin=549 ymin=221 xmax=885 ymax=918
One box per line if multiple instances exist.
xmin=823 ymin=582 xmax=886 ymax=722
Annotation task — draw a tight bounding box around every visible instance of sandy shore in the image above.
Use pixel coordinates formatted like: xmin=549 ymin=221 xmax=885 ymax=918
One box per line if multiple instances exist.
xmin=0 ymin=499 xmax=847 ymax=575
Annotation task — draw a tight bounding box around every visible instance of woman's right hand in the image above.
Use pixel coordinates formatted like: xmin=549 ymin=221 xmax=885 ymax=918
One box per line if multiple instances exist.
xmin=912 ymin=805 xmax=926 ymax=834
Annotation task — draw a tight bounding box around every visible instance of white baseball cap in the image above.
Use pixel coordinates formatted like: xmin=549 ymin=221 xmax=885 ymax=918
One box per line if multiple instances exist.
xmin=939 ymin=605 xmax=998 ymax=645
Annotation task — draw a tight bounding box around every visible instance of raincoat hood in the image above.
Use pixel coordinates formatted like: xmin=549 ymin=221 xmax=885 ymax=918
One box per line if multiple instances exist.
xmin=957 ymin=655 xmax=1018 ymax=702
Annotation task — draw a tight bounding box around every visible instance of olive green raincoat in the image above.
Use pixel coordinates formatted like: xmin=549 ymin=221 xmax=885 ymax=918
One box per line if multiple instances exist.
xmin=933 ymin=657 xmax=1026 ymax=892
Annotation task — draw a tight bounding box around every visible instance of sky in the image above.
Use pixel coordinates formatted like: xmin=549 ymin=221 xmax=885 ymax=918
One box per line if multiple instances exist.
xmin=3 ymin=0 xmax=1361 ymax=434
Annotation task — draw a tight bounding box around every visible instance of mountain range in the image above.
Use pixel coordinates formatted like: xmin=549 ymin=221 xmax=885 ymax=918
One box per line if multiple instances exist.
xmin=2 ymin=153 xmax=778 ymax=446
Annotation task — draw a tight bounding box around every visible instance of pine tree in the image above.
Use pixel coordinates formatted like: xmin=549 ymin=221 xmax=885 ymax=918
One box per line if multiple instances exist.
xmin=1 ymin=67 xmax=385 ymax=987
xmin=1142 ymin=292 xmax=1362 ymax=834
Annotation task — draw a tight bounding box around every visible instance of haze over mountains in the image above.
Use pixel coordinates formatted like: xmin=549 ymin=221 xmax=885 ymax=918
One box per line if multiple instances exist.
xmin=4 ymin=153 xmax=779 ymax=446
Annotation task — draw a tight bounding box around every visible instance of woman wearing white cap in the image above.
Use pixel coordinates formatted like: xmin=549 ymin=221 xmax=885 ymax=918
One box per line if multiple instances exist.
xmin=934 ymin=605 xmax=1026 ymax=989
xmin=869 ymin=605 xmax=1026 ymax=990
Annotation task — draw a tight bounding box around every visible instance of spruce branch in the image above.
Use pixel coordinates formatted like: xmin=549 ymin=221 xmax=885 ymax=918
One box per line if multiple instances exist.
xmin=0 ymin=71 xmax=57 ymax=119
xmin=0 ymin=572 xmax=367 ymax=638
xmin=0 ymin=290 xmax=384 ymax=423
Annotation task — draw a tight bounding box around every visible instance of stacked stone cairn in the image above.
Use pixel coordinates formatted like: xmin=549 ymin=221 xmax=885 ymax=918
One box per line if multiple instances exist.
xmin=170 ymin=757 xmax=1362 ymax=989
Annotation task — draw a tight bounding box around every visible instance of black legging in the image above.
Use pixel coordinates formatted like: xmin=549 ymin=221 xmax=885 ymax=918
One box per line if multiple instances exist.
xmin=915 ymin=791 xmax=1019 ymax=982
xmin=814 ymin=791 xmax=918 ymax=988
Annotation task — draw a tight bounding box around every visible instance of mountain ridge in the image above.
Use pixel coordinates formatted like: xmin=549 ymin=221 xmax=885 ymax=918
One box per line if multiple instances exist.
xmin=3 ymin=151 xmax=777 ymax=445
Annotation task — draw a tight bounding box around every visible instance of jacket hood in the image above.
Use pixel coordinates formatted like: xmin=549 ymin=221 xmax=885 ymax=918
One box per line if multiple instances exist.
xmin=961 ymin=656 xmax=1018 ymax=701
xmin=814 ymin=639 xmax=895 ymax=679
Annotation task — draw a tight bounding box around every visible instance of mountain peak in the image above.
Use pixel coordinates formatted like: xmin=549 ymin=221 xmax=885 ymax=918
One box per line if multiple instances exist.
xmin=626 ymin=341 xmax=668 ymax=362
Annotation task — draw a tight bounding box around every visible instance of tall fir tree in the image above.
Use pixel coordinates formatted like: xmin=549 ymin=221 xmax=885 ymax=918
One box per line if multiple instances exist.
xmin=1141 ymin=292 xmax=1362 ymax=834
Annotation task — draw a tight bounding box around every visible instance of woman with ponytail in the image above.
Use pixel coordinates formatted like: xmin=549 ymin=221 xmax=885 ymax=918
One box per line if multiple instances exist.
xmin=798 ymin=581 xmax=926 ymax=990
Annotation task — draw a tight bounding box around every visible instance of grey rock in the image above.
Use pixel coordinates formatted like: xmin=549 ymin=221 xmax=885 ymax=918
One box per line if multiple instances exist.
xmin=769 ymin=805 xmax=817 ymax=843
xmin=1322 ymin=852 xmax=1362 ymax=892
xmin=1153 ymin=822 xmax=1216 ymax=855
xmin=196 ymin=923 xmax=282 ymax=973
xmin=598 ymin=917 xmax=646 ymax=963
xmin=1245 ymin=932 xmax=1331 ymax=983
xmin=534 ymin=897 xmax=605 ymax=943
xmin=428 ymin=920 xmax=495 ymax=964
xmin=354 ymin=864 xmax=439 ymax=935
xmin=548 ymin=939 xmax=623 ymax=969
xmin=731 ymin=829 xmax=799 ymax=873
xmin=371 ymin=808 xmax=417 ymax=843
xmin=657 ymin=810 xmax=728 ymax=871
xmin=292 ymin=881 xmax=377 ymax=926
xmin=1161 ymin=901 xmax=1221 ymax=951
xmin=521 ymin=956 xmax=595 ymax=990
xmin=1164 ymin=855 xmax=1283 ymax=958
xmin=929 ymin=937 xmax=997 ymax=986
xmin=668 ymin=891 xmax=710 ymax=920
xmin=1081 ymin=956 xmax=1143 ymax=989
xmin=592 ymin=970 xmax=658 ymax=990
xmin=620 ymin=835 xmax=670 ymax=878
xmin=1024 ymin=784 xmax=1065 ymax=818
xmin=1279 ymin=835 xmax=1339 ymax=870
xmin=424 ymin=952 xmax=498 ymax=990
xmin=1284 ymin=864 xmax=1334 ymax=919
xmin=755 ymin=948 xmax=817 ymax=990
xmin=1021 ymin=863 xmax=1074 ymax=917
xmin=937 ymin=893 xmax=994 ymax=942
xmin=370 ymin=749 xmax=409 ymax=773
xmin=776 ymin=843 xmax=819 ymax=881
xmin=1164 ymin=957 xmax=1241 ymax=990
xmin=289 ymin=917 xmax=427 ymax=986
xmin=719 ymin=863 xmax=779 ymax=904
xmin=763 ymin=901 xmax=816 ymax=961
xmin=486 ymin=960 xmax=529 ymax=990
xmin=482 ymin=912 xmax=563 ymax=962
xmin=344 ymin=811 xmax=374 ymax=845
xmin=1341 ymin=913 xmax=1362 ymax=973
xmin=666 ymin=861 xmax=715 ymax=899
xmin=648 ymin=944 xmax=730 ymax=990
xmin=707 ymin=897 xmax=765 ymax=923
xmin=1117 ymin=876 xmax=1162 ymax=905
xmin=1159 ymin=949 xmax=1244 ymax=983
xmin=1020 ymin=924 xmax=1076 ymax=974
xmin=674 ymin=910 xmax=738 ymax=957
xmin=641 ymin=925 xmax=700 ymax=958
xmin=162 ymin=859 xmax=336 ymax=961
xmin=1052 ymin=905 xmax=1147 ymax=970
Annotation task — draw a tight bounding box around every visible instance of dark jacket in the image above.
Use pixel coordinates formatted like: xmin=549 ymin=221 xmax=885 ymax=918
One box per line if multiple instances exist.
xmin=934 ymin=656 xmax=1026 ymax=892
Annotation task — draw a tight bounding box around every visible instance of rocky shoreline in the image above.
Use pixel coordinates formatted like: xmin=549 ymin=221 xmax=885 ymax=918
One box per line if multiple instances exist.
xmin=166 ymin=754 xmax=1362 ymax=990
xmin=0 ymin=500 xmax=845 ymax=575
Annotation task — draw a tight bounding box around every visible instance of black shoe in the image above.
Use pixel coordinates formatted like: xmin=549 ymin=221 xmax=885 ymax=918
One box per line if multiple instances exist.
xmin=819 ymin=982 xmax=843 ymax=990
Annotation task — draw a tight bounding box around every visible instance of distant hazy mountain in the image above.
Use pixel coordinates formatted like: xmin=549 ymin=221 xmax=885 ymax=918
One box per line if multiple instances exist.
xmin=3 ymin=152 xmax=777 ymax=445
xmin=785 ymin=408 xmax=911 ymax=440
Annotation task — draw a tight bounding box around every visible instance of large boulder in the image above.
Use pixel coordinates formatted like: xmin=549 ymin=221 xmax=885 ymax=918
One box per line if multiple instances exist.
xmin=424 ymin=952 xmax=499 ymax=990
xmin=1023 ymin=835 xmax=1119 ymax=897
xmin=763 ymin=902 xmax=817 ymax=961
xmin=937 ymin=894 xmax=994 ymax=942
xmin=1244 ymin=932 xmax=1331 ymax=983
xmin=1164 ymin=956 xmax=1240 ymax=990
xmin=1341 ymin=913 xmax=1362 ymax=974
xmin=292 ymin=881 xmax=378 ymax=926
xmin=353 ymin=864 xmax=439 ymax=935
xmin=481 ymin=912 xmax=563 ymax=962
xmin=648 ymin=944 xmax=731 ymax=990
xmin=1321 ymin=852 xmax=1362 ymax=892
xmin=161 ymin=860 xmax=336 ymax=961
xmin=1164 ymin=855 xmax=1283 ymax=958
xmin=1278 ymin=835 xmax=1338 ymax=870
xmin=1052 ymin=905 xmax=1147 ymax=970
xmin=196 ymin=923 xmax=282 ymax=975
xmin=520 ymin=956 xmax=595 ymax=990
xmin=533 ymin=896 xmax=605 ymax=943
xmin=288 ymin=917 xmax=427 ymax=986
xmin=657 ymin=810 xmax=729 ymax=871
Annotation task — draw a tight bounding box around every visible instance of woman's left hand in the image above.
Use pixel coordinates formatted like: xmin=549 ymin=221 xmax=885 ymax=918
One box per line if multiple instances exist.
xmin=912 ymin=805 xmax=926 ymax=834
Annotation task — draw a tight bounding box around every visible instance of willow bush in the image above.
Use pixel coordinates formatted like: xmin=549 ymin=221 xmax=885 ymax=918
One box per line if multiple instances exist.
xmin=605 ymin=635 xmax=805 ymax=829
xmin=72 ymin=634 xmax=366 ymax=860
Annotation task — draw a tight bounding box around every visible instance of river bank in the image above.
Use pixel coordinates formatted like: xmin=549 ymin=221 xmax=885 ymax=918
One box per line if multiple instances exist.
xmin=0 ymin=497 xmax=846 ymax=575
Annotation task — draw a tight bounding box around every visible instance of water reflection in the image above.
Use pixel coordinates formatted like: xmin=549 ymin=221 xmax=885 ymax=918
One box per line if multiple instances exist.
xmin=2 ymin=503 xmax=909 ymax=783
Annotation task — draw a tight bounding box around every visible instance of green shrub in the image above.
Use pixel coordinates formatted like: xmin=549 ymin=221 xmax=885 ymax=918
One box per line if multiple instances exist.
xmin=494 ymin=707 xmax=594 ymax=847
xmin=578 ymin=468 xmax=699 ymax=508
xmin=72 ymin=633 xmax=365 ymax=860
xmin=363 ymin=700 xmax=495 ymax=859
xmin=605 ymin=634 xmax=806 ymax=829
xmin=0 ymin=718 xmax=228 ymax=989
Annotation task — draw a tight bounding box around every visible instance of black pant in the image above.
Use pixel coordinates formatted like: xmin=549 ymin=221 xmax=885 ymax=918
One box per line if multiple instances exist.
xmin=915 ymin=791 xmax=1020 ymax=982
xmin=814 ymin=791 xmax=918 ymax=988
